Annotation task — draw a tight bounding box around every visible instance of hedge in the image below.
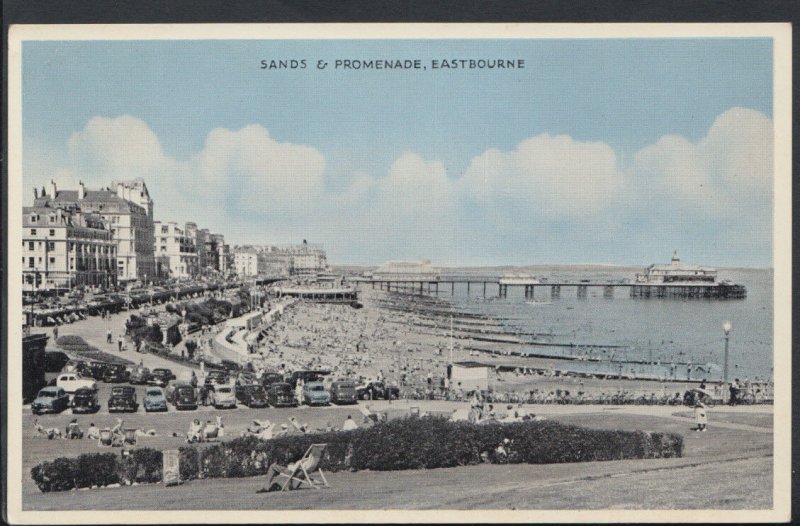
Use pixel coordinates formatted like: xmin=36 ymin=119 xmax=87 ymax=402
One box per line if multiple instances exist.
xmin=31 ymin=417 xmax=683 ymax=492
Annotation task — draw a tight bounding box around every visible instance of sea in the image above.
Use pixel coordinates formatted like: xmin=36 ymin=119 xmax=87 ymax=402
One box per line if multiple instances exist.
xmin=440 ymin=268 xmax=773 ymax=382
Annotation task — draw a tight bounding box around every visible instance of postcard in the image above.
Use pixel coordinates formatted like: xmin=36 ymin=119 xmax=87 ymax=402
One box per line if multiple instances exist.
xmin=5 ymin=23 xmax=791 ymax=523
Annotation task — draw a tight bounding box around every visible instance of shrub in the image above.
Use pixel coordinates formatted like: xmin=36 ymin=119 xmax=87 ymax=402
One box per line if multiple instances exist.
xmin=56 ymin=335 xmax=89 ymax=348
xmin=119 ymin=448 xmax=163 ymax=484
xmin=32 ymin=418 xmax=684 ymax=492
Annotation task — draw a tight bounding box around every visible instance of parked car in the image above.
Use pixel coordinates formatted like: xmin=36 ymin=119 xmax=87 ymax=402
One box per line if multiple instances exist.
xmin=148 ymin=368 xmax=174 ymax=387
xmin=356 ymin=381 xmax=399 ymax=400
xmin=286 ymin=370 xmax=331 ymax=388
xmin=102 ymin=364 xmax=130 ymax=383
xmin=236 ymin=384 xmax=268 ymax=408
xmin=330 ymin=381 xmax=358 ymax=405
xmin=211 ymin=384 xmax=237 ymax=409
xmin=204 ymin=371 xmax=230 ymax=392
xmin=129 ymin=366 xmax=151 ymax=385
xmin=56 ymin=373 xmax=97 ymax=394
xmin=267 ymin=383 xmax=297 ymax=407
xmin=62 ymin=359 xmax=88 ymax=374
xmin=169 ymin=382 xmax=198 ymax=410
xmin=302 ymin=381 xmax=331 ymax=406
xmin=86 ymin=361 xmax=111 ymax=381
xmin=260 ymin=372 xmax=284 ymax=388
xmin=44 ymin=351 xmax=70 ymax=373
xmin=108 ymin=386 xmax=138 ymax=413
xmin=31 ymin=386 xmax=70 ymax=415
xmin=71 ymin=387 xmax=100 ymax=414
xmin=143 ymin=387 xmax=168 ymax=412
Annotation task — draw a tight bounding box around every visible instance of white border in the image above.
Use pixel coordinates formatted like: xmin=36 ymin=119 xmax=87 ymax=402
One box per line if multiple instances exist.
xmin=6 ymin=22 xmax=792 ymax=524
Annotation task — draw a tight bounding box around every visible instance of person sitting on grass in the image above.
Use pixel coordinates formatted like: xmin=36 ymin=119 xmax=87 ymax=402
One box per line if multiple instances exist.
xmin=87 ymin=423 xmax=100 ymax=440
xmin=32 ymin=419 xmax=61 ymax=439
xmin=187 ymin=419 xmax=204 ymax=443
xmin=66 ymin=419 xmax=83 ymax=439
xmin=342 ymin=415 xmax=358 ymax=431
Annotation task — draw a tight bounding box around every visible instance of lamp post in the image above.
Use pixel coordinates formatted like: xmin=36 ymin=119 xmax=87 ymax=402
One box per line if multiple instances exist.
xmin=722 ymin=320 xmax=732 ymax=402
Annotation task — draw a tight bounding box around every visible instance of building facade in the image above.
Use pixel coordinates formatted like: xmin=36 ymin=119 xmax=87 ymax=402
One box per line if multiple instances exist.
xmin=33 ymin=180 xmax=155 ymax=283
xmin=234 ymin=247 xmax=265 ymax=276
xmin=154 ymin=221 xmax=198 ymax=279
xmin=22 ymin=205 xmax=117 ymax=292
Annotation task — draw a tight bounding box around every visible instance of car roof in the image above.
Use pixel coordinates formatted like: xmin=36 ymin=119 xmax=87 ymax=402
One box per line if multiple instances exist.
xmin=304 ymin=381 xmax=326 ymax=387
xmin=40 ymin=386 xmax=61 ymax=392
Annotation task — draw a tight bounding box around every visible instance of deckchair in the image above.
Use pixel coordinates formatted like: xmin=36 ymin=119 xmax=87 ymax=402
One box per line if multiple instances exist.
xmin=98 ymin=429 xmax=113 ymax=447
xmin=123 ymin=429 xmax=138 ymax=445
xmin=264 ymin=444 xmax=330 ymax=492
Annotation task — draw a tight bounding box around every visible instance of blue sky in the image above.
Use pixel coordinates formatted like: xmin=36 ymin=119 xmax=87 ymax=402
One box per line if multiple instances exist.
xmin=21 ymin=38 xmax=774 ymax=266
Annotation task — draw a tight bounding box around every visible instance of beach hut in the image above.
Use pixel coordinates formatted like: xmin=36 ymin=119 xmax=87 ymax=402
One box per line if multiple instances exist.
xmin=447 ymin=361 xmax=494 ymax=392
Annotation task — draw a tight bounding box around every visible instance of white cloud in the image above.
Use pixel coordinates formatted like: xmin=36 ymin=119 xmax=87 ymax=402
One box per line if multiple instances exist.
xmin=23 ymin=107 xmax=773 ymax=265
xmin=459 ymin=134 xmax=623 ymax=217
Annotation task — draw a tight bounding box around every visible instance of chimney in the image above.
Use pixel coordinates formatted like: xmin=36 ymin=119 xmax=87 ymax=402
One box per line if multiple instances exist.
xmin=78 ymin=180 xmax=86 ymax=200
xmin=33 ymin=187 xmax=39 ymax=199
xmin=116 ymin=183 xmax=125 ymax=199
xmin=48 ymin=180 xmax=57 ymax=199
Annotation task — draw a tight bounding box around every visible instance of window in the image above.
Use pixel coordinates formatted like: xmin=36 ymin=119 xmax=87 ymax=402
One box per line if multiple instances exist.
xmin=30 ymin=228 xmax=37 ymax=235
xmin=49 ymin=257 xmax=55 ymax=264
xmin=49 ymin=229 xmax=55 ymax=236
xmin=48 ymin=242 xmax=55 ymax=250
xmin=28 ymin=257 xmax=34 ymax=268
xmin=28 ymin=242 xmax=34 ymax=251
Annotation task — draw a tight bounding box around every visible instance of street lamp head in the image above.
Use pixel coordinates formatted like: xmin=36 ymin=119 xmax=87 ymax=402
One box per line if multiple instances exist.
xmin=722 ymin=320 xmax=732 ymax=335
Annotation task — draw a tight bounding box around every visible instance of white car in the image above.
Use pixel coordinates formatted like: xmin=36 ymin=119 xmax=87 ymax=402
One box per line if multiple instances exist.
xmin=56 ymin=373 xmax=97 ymax=394
xmin=211 ymin=384 xmax=237 ymax=409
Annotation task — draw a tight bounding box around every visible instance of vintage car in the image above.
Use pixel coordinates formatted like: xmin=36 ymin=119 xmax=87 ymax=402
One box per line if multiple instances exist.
xmin=108 ymin=386 xmax=139 ymax=413
xmin=44 ymin=351 xmax=70 ymax=373
xmin=102 ymin=364 xmax=130 ymax=383
xmin=302 ymin=381 xmax=331 ymax=406
xmin=148 ymin=368 xmax=174 ymax=387
xmin=86 ymin=361 xmax=111 ymax=381
xmin=71 ymin=387 xmax=100 ymax=414
xmin=169 ymin=382 xmax=198 ymax=410
xmin=143 ymin=386 xmax=168 ymax=412
xmin=356 ymin=381 xmax=400 ymax=401
xmin=31 ymin=386 xmax=70 ymax=415
xmin=286 ymin=370 xmax=331 ymax=389
xmin=129 ymin=366 xmax=151 ymax=385
xmin=211 ymin=384 xmax=237 ymax=409
xmin=56 ymin=372 xmax=97 ymax=394
xmin=204 ymin=371 xmax=230 ymax=392
xmin=330 ymin=381 xmax=358 ymax=405
xmin=267 ymin=383 xmax=297 ymax=408
xmin=260 ymin=372 xmax=284 ymax=388
xmin=236 ymin=384 xmax=269 ymax=408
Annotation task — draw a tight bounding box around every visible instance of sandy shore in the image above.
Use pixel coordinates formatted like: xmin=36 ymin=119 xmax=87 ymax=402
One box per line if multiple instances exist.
xmin=248 ymin=288 xmax=709 ymax=398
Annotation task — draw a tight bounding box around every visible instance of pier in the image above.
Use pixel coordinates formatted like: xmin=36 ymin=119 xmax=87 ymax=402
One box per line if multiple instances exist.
xmin=351 ymin=277 xmax=746 ymax=299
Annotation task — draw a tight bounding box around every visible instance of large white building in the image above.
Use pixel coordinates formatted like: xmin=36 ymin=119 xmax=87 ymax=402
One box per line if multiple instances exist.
xmin=34 ymin=180 xmax=155 ymax=283
xmin=154 ymin=221 xmax=198 ymax=279
xmin=22 ymin=205 xmax=117 ymax=292
xmin=234 ymin=246 xmax=265 ymax=276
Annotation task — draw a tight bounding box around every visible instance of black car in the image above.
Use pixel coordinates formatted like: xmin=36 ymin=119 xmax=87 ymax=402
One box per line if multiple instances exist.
xmin=148 ymin=368 xmax=174 ymax=387
xmin=108 ymin=386 xmax=138 ymax=413
xmin=236 ymin=384 xmax=269 ymax=408
xmin=87 ymin=362 xmax=111 ymax=381
xmin=44 ymin=351 xmax=70 ymax=373
xmin=260 ymin=372 xmax=284 ymax=389
xmin=267 ymin=383 xmax=297 ymax=407
xmin=102 ymin=364 xmax=130 ymax=383
xmin=356 ymin=381 xmax=400 ymax=400
xmin=330 ymin=381 xmax=358 ymax=405
xmin=169 ymin=382 xmax=198 ymax=410
xmin=71 ymin=387 xmax=100 ymax=414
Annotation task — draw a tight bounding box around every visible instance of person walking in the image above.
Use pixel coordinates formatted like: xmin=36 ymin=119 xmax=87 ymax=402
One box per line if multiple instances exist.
xmin=107 ymin=329 xmax=113 ymax=344
xmin=53 ymin=326 xmax=59 ymax=341
xmin=118 ymin=336 xmax=123 ymax=352
xmin=694 ymin=401 xmax=708 ymax=431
